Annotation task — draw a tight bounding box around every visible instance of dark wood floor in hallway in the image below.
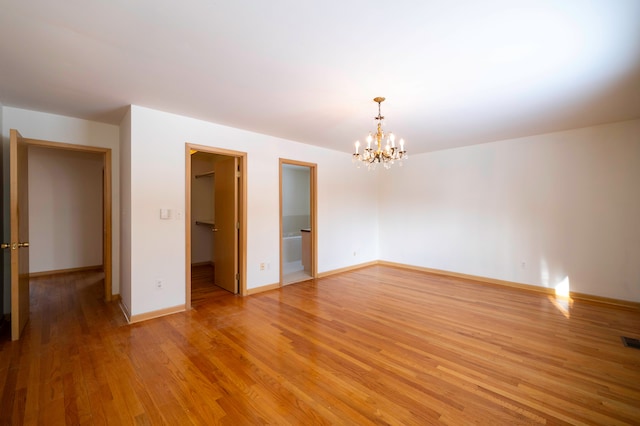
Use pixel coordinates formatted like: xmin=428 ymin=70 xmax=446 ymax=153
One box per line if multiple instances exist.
xmin=1 ymin=265 xmax=639 ymax=424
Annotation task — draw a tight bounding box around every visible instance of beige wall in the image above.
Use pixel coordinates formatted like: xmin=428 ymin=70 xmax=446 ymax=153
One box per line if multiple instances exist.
xmin=28 ymin=146 xmax=103 ymax=273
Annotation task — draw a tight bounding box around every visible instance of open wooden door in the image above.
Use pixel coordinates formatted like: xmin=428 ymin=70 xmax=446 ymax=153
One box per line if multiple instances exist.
xmin=213 ymin=157 xmax=238 ymax=293
xmin=10 ymin=129 xmax=30 ymax=341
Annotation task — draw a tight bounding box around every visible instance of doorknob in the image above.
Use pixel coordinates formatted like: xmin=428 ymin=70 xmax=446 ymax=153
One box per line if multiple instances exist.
xmin=18 ymin=242 xmax=29 ymax=248
xmin=1 ymin=243 xmax=10 ymax=249
xmin=212 ymin=228 xmax=219 ymax=232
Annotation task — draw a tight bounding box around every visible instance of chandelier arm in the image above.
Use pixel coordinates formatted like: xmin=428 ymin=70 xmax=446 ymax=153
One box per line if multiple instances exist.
xmin=352 ymin=96 xmax=406 ymax=169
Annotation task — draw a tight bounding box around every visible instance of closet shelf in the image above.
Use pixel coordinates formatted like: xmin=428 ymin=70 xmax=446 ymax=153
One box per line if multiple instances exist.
xmin=195 ymin=220 xmax=215 ymax=227
xmin=195 ymin=171 xmax=215 ymax=178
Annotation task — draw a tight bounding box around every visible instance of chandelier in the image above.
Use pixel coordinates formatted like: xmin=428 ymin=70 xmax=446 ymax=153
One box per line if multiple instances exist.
xmin=352 ymin=97 xmax=407 ymax=170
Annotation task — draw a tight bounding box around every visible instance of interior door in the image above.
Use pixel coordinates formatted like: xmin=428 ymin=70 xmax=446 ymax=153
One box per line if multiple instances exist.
xmin=10 ymin=129 xmax=30 ymax=341
xmin=213 ymin=157 xmax=238 ymax=293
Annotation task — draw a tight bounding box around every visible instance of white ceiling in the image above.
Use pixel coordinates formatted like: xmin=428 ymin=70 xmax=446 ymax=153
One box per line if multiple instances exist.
xmin=1 ymin=0 xmax=639 ymax=154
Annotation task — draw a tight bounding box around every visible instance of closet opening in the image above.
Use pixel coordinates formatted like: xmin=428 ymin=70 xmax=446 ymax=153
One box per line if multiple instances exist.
xmin=185 ymin=144 xmax=246 ymax=308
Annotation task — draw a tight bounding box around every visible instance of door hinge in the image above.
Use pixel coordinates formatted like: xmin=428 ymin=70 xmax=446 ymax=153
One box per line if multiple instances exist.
xmin=236 ymin=222 xmax=240 ymax=229
xmin=235 ymin=273 xmax=239 ymax=280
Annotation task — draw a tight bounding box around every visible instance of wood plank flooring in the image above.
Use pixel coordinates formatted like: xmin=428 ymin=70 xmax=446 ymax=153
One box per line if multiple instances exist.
xmin=1 ymin=265 xmax=639 ymax=424
xmin=191 ymin=264 xmax=230 ymax=306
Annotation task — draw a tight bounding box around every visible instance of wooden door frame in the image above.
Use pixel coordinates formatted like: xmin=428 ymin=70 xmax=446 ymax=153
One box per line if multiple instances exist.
xmin=24 ymin=137 xmax=113 ymax=302
xmin=185 ymin=143 xmax=247 ymax=309
xmin=279 ymin=159 xmax=317 ymax=285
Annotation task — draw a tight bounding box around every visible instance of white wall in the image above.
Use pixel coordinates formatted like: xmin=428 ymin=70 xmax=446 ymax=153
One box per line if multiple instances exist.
xmin=127 ymin=105 xmax=379 ymax=316
xmin=2 ymin=107 xmax=121 ymax=295
xmin=28 ymin=146 xmax=103 ymax=273
xmin=119 ymin=108 xmax=132 ymax=313
xmin=379 ymin=119 xmax=640 ymax=302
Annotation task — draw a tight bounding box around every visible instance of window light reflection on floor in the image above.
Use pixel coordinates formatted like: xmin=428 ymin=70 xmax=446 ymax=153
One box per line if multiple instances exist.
xmin=549 ymin=276 xmax=572 ymax=318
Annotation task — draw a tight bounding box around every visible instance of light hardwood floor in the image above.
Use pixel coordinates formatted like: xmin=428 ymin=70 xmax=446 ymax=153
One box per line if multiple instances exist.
xmin=1 ymin=265 xmax=639 ymax=424
xmin=191 ymin=264 xmax=230 ymax=306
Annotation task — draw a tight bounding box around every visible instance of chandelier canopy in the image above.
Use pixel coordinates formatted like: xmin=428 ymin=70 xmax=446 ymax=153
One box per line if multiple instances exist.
xmin=352 ymin=97 xmax=407 ymax=170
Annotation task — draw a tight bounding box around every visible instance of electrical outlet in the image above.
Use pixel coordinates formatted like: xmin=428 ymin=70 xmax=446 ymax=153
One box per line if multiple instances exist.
xmin=353 ymin=251 xmax=357 ymax=256
xmin=155 ymin=279 xmax=163 ymax=289
xmin=259 ymin=263 xmax=265 ymax=271
xmin=521 ymin=262 xmax=526 ymax=269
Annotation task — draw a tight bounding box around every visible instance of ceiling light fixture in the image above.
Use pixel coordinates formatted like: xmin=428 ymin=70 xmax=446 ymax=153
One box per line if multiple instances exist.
xmin=352 ymin=97 xmax=407 ymax=170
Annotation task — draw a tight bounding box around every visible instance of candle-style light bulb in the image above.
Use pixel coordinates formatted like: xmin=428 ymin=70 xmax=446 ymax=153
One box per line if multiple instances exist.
xmin=366 ymin=133 xmax=372 ymax=149
xmin=400 ymin=138 xmax=405 ymax=151
xmin=389 ymin=132 xmax=395 ymax=147
xmin=354 ymin=140 xmax=360 ymax=154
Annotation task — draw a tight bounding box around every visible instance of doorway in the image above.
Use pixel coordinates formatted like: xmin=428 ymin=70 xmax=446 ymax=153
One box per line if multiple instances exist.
xmin=24 ymin=138 xmax=113 ymax=301
xmin=185 ymin=144 xmax=247 ymax=308
xmin=279 ymin=159 xmax=317 ymax=285
xmin=2 ymin=132 xmax=112 ymax=341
